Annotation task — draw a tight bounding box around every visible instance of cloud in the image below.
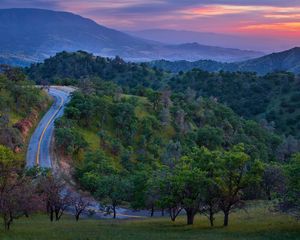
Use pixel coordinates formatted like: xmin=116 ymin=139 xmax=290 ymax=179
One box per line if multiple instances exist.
xmin=0 ymin=0 xmax=300 ymax=38
xmin=0 ymin=0 xmax=61 ymax=9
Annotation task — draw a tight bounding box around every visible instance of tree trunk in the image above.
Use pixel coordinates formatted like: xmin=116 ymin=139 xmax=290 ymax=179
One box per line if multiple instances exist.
xmin=75 ymin=214 xmax=80 ymax=221
xmin=186 ymin=208 xmax=196 ymax=225
xmin=150 ymin=205 xmax=154 ymax=217
xmin=4 ymin=214 xmax=13 ymax=231
xmin=223 ymin=211 xmax=229 ymax=227
xmin=266 ymin=189 xmax=271 ymax=201
xmin=50 ymin=210 xmax=54 ymax=222
xmin=113 ymin=205 xmax=116 ymax=219
xmin=55 ymin=210 xmax=59 ymax=221
xmin=209 ymin=208 xmax=214 ymax=227
xmin=161 ymin=208 xmax=165 ymax=216
xmin=4 ymin=215 xmax=10 ymax=231
xmin=169 ymin=207 xmax=182 ymax=222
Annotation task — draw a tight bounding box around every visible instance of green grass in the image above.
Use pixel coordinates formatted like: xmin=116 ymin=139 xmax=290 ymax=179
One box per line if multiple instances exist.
xmin=77 ymin=127 xmax=100 ymax=151
xmin=1 ymin=202 xmax=299 ymax=240
xmin=8 ymin=111 xmax=22 ymax=126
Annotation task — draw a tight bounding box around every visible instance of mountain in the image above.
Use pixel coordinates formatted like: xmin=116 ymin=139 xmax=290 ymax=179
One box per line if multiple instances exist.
xmin=151 ymin=47 xmax=300 ymax=75
xmin=129 ymin=29 xmax=300 ymax=53
xmin=0 ymin=8 xmax=263 ymax=66
xmin=234 ymin=47 xmax=300 ymax=75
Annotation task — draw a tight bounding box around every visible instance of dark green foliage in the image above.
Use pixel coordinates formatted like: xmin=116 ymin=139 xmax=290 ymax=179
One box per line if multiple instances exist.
xmin=75 ymin=150 xmax=115 ymax=193
xmin=277 ymin=154 xmax=300 ymax=219
xmin=26 ymin=51 xmax=166 ymax=90
xmin=55 ymin=127 xmax=87 ymax=156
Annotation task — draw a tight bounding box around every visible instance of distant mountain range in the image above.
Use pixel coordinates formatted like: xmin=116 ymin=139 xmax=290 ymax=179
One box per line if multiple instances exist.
xmin=151 ymin=47 xmax=300 ymax=75
xmin=129 ymin=29 xmax=300 ymax=53
xmin=0 ymin=8 xmax=263 ymax=66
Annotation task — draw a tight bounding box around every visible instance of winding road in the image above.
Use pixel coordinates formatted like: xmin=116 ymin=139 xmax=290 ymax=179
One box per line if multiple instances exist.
xmin=26 ymin=86 xmax=158 ymax=219
xmin=26 ymin=86 xmax=74 ymax=168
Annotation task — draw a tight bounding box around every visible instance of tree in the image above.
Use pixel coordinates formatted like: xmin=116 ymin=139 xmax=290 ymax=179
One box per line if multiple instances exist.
xmin=216 ymin=144 xmax=263 ymax=226
xmin=175 ymin=108 xmax=187 ymax=134
xmin=75 ymin=150 xmax=115 ymax=193
xmin=39 ymin=176 xmax=72 ymax=222
xmin=55 ymin=127 xmax=87 ymax=156
xmin=188 ymin=147 xmax=221 ymax=227
xmin=95 ymin=174 xmax=131 ymax=219
xmin=277 ymin=153 xmax=300 ymax=219
xmin=196 ymin=126 xmax=224 ymax=149
xmin=262 ymin=164 xmax=285 ymax=200
xmin=0 ymin=145 xmax=40 ymax=230
xmin=146 ymin=90 xmax=161 ymax=112
xmin=158 ymin=152 xmax=207 ymax=225
xmin=173 ymin=157 xmax=207 ymax=225
xmin=73 ymin=197 xmax=90 ymax=221
xmin=112 ymin=102 xmax=137 ymax=144
xmin=276 ymin=136 xmax=300 ymax=162
xmin=162 ymin=140 xmax=182 ymax=169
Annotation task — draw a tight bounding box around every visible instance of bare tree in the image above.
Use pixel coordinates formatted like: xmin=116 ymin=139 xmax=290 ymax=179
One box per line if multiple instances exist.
xmin=39 ymin=176 xmax=72 ymax=222
xmin=73 ymin=197 xmax=90 ymax=221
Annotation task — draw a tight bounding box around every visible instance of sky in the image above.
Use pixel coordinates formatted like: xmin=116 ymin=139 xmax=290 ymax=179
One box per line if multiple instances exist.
xmin=1 ymin=0 xmax=300 ymax=38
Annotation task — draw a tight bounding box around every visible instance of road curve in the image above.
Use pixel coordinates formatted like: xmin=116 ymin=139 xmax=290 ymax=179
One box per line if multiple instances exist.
xmin=26 ymin=86 xmax=73 ymax=168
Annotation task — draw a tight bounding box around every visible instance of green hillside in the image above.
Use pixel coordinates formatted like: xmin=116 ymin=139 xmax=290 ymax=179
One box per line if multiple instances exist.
xmin=26 ymin=51 xmax=300 ymax=139
xmin=0 ymin=65 xmax=50 ymax=157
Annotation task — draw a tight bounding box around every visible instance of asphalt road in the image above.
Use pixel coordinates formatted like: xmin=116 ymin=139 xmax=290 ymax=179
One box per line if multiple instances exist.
xmin=26 ymin=86 xmax=73 ymax=168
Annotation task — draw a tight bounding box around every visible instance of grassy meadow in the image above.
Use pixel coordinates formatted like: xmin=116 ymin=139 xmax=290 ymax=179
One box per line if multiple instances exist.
xmin=1 ymin=202 xmax=299 ymax=240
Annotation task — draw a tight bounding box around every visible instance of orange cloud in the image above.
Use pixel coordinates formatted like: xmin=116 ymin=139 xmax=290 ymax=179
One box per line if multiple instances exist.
xmin=264 ymin=14 xmax=300 ymax=19
xmin=241 ymin=22 xmax=300 ymax=32
xmin=180 ymin=4 xmax=300 ymax=18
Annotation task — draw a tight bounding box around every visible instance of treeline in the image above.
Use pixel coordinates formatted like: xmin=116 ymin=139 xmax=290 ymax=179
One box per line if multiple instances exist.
xmin=25 ymin=51 xmax=167 ymax=90
xmin=54 ymin=83 xmax=300 ymax=225
xmin=0 ymin=65 xmax=49 ymax=151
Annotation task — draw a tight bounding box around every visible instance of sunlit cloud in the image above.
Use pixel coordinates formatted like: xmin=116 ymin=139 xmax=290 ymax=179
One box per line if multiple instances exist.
xmin=264 ymin=14 xmax=300 ymax=19
xmin=241 ymin=22 xmax=300 ymax=32
xmin=180 ymin=4 xmax=300 ymax=18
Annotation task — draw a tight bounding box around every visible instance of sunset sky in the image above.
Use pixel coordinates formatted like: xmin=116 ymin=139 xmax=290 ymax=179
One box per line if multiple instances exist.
xmin=1 ymin=0 xmax=300 ymax=38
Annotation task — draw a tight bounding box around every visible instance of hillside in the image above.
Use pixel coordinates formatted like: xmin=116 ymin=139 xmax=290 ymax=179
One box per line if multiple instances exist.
xmin=0 ymin=8 xmax=263 ymax=65
xmin=236 ymin=47 xmax=300 ymax=74
xmin=0 ymin=65 xmax=50 ymax=155
xmin=26 ymin=51 xmax=300 ymax=140
xmin=151 ymin=47 xmax=300 ymax=74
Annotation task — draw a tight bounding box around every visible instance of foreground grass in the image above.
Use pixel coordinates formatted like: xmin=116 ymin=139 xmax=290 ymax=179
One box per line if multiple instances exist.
xmin=1 ymin=202 xmax=299 ymax=240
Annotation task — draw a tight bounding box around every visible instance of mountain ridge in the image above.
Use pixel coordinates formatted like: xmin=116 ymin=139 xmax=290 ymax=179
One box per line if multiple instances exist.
xmin=0 ymin=8 xmax=263 ymax=66
xmin=129 ymin=28 xmax=299 ymax=53
xmin=150 ymin=47 xmax=300 ymax=74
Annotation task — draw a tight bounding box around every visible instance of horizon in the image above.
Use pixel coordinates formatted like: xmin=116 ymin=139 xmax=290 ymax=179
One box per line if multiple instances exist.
xmin=0 ymin=1 xmax=299 ymax=48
